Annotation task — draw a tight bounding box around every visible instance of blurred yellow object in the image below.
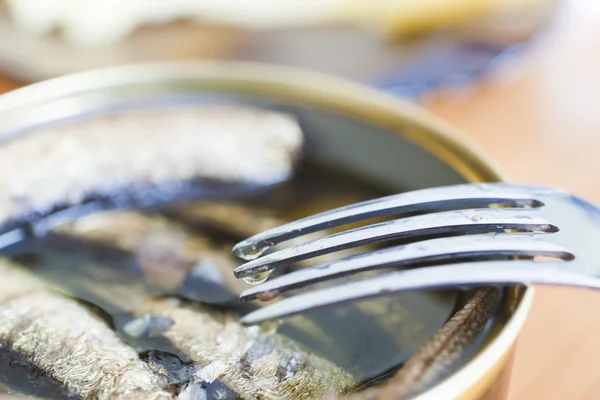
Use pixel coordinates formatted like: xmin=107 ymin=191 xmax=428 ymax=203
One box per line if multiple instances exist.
xmin=0 ymin=0 xmax=557 ymax=82
xmin=335 ymin=0 xmax=558 ymax=37
xmin=5 ymin=0 xmax=557 ymax=46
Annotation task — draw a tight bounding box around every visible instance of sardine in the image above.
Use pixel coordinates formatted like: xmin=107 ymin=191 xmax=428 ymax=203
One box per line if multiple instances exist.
xmin=165 ymin=193 xmax=377 ymax=242
xmin=0 ymin=106 xmax=303 ymax=235
xmin=0 ymin=99 xmax=503 ymax=399
xmin=3 ymin=207 xmax=491 ymax=399
xmin=51 ymin=208 xmax=345 ymax=352
xmin=339 ymin=287 xmax=502 ymax=400
xmin=0 ymin=260 xmax=173 ymax=400
xmin=57 ymin=208 xmax=456 ymax=366
xmin=383 ymin=287 xmax=502 ymax=399
xmin=54 ymin=211 xmax=247 ymax=304
xmin=40 ymin=275 xmax=356 ymax=400
xmin=10 ymin=213 xmax=358 ymax=399
xmin=138 ymin=298 xmax=356 ymax=399
xmin=51 ymin=209 xmax=457 ymax=390
xmin=54 ymin=206 xmax=376 ymax=303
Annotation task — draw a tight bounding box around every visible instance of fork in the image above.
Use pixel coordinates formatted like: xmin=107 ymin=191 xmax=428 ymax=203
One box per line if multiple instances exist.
xmin=231 ymin=183 xmax=600 ymax=325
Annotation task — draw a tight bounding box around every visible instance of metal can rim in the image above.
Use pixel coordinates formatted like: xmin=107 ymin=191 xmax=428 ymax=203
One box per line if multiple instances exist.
xmin=0 ymin=61 xmax=532 ymax=399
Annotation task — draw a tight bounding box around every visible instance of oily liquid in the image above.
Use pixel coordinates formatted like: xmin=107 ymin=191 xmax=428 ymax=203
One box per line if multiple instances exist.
xmin=0 ymin=164 xmax=460 ymax=399
xmin=242 ymin=270 xmax=272 ymax=285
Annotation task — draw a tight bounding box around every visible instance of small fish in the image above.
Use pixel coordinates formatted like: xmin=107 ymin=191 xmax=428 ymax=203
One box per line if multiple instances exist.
xmin=10 ymin=213 xmax=358 ymax=399
xmin=0 ymin=260 xmax=174 ymax=400
xmin=138 ymin=298 xmax=356 ymax=399
xmin=166 ymin=192 xmax=376 ymax=243
xmin=384 ymin=287 xmax=502 ymax=398
xmin=54 ymin=210 xmax=248 ymax=304
xmin=29 ymin=274 xmax=357 ymax=400
xmin=0 ymin=106 xmax=303 ymax=236
xmin=4 ymin=209 xmax=496 ymax=399
xmin=52 ymin=209 xmax=459 ymax=389
xmin=340 ymin=287 xmax=502 ymax=400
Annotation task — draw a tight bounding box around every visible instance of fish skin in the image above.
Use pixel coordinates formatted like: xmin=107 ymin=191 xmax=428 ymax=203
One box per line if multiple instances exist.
xmin=21 ymin=212 xmax=359 ymax=399
xmin=69 ymin=269 xmax=357 ymax=399
xmin=171 ymin=199 xmax=499 ymax=398
xmin=56 ymin=210 xmax=479 ymax=398
xmin=339 ymin=287 xmax=502 ymax=400
xmin=139 ymin=298 xmax=356 ymax=400
xmin=55 ymin=209 xmax=440 ymax=371
xmin=379 ymin=287 xmax=501 ymax=399
xmin=0 ymin=260 xmax=174 ymax=400
xmin=9 ymin=208 xmax=493 ymax=399
xmin=0 ymin=106 xmax=303 ymax=234
xmin=164 ymin=194 xmax=375 ymax=242
xmin=55 ymin=210 xmax=248 ymax=302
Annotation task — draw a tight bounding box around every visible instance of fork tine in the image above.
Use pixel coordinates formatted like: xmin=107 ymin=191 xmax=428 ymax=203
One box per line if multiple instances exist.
xmin=239 ymin=234 xmax=572 ymax=301
xmin=232 ymin=183 xmax=546 ymax=260
xmin=240 ymin=260 xmax=600 ymax=325
xmin=233 ymin=208 xmax=557 ymax=278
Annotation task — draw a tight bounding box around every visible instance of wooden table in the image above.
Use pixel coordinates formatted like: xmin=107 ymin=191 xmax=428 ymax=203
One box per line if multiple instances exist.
xmin=0 ymin=5 xmax=597 ymax=398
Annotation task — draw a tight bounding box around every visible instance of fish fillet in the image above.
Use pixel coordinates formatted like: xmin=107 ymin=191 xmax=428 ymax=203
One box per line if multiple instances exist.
xmin=55 ymin=210 xmax=248 ymax=302
xmin=54 ymin=209 xmax=457 ymax=393
xmin=340 ymin=287 xmax=502 ymax=400
xmin=141 ymin=298 xmax=356 ymax=400
xmin=0 ymin=106 xmax=303 ymax=233
xmin=17 ymin=214 xmax=358 ymax=399
xmin=0 ymin=261 xmax=173 ymax=400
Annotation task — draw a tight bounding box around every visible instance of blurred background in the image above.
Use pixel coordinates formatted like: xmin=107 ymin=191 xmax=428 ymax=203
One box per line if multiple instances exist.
xmin=0 ymin=0 xmax=599 ymax=398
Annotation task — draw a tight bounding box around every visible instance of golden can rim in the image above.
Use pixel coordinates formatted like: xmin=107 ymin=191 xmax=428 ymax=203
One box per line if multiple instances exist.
xmin=0 ymin=61 xmax=533 ymax=399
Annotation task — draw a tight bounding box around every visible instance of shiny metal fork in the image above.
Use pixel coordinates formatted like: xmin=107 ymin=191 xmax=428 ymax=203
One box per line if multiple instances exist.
xmin=232 ymin=183 xmax=600 ymax=325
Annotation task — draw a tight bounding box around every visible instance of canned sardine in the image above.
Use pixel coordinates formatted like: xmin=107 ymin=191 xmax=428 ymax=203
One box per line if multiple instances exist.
xmin=0 ymin=63 xmax=530 ymax=400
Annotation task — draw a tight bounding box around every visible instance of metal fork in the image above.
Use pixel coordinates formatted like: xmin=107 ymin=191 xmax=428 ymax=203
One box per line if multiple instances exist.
xmin=231 ymin=183 xmax=600 ymax=325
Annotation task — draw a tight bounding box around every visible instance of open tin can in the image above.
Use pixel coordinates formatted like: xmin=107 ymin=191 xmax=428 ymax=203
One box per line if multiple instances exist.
xmin=0 ymin=62 xmax=531 ymax=400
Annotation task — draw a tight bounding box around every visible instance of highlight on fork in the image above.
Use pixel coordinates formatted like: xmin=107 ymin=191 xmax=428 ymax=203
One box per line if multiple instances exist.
xmin=0 ymin=1 xmax=596 ymax=400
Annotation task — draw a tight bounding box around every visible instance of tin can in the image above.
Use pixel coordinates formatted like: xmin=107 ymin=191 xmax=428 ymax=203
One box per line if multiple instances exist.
xmin=0 ymin=62 xmax=531 ymax=400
